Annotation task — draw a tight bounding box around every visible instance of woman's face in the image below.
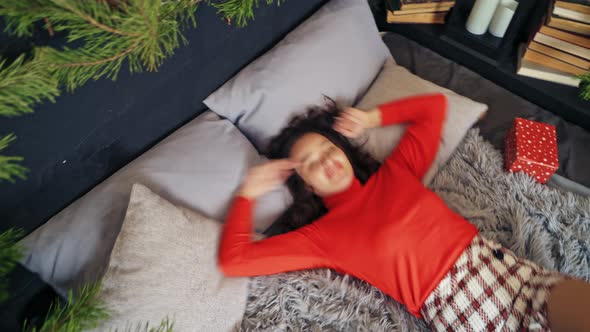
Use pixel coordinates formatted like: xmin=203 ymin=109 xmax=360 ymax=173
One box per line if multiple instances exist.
xmin=289 ymin=133 xmax=354 ymax=197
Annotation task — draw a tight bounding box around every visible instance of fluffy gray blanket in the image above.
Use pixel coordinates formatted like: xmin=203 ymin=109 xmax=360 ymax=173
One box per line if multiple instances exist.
xmin=239 ymin=129 xmax=590 ymax=332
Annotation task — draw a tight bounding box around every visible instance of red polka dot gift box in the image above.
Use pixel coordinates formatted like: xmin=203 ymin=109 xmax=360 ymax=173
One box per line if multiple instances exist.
xmin=504 ymin=118 xmax=558 ymax=184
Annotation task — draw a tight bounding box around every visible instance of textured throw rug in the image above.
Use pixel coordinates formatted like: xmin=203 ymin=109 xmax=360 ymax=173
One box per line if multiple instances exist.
xmin=239 ymin=129 xmax=590 ymax=332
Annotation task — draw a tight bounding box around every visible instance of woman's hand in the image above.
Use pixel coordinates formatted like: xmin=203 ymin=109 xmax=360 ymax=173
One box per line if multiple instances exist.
xmin=238 ymin=159 xmax=300 ymax=199
xmin=333 ymin=107 xmax=381 ymax=138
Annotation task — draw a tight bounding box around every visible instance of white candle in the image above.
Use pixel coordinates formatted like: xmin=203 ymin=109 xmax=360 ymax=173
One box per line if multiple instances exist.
xmin=488 ymin=0 xmax=519 ymax=38
xmin=466 ymin=0 xmax=501 ymax=35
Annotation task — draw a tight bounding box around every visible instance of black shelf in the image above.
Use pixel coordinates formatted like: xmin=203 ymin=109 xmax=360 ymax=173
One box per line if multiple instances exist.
xmin=443 ymin=0 xmax=538 ymax=64
xmin=375 ymin=20 xmax=590 ymax=132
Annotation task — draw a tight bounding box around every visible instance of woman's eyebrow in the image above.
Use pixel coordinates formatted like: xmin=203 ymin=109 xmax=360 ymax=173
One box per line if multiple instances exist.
xmin=300 ymin=139 xmax=330 ymax=163
xmin=301 ymin=154 xmax=310 ymax=163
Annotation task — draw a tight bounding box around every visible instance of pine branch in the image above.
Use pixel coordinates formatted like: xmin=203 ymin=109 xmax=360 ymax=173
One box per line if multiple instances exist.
xmin=212 ymin=0 xmax=284 ymax=27
xmin=0 ymin=134 xmax=28 ymax=183
xmin=0 ymin=0 xmax=277 ymax=95
xmin=0 ymin=0 xmax=140 ymax=38
xmin=579 ymin=72 xmax=590 ymax=102
xmin=0 ymin=228 xmax=24 ymax=303
xmin=0 ymin=0 xmax=47 ymax=37
xmin=36 ymin=39 xmax=141 ymax=91
xmin=24 ymin=281 xmax=110 ymax=332
xmin=21 ymin=279 xmax=175 ymax=331
xmin=0 ymin=55 xmax=60 ymax=117
xmin=54 ymin=0 xmax=199 ymax=91
xmin=52 ymin=0 xmax=141 ymax=37
xmin=2 ymin=1 xmax=202 ymax=92
xmin=161 ymin=0 xmax=200 ymax=30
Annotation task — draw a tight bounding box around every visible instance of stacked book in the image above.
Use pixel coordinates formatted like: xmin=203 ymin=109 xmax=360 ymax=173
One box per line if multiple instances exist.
xmin=386 ymin=0 xmax=455 ymax=24
xmin=517 ymin=1 xmax=590 ymax=86
xmin=546 ymin=0 xmax=590 ymax=35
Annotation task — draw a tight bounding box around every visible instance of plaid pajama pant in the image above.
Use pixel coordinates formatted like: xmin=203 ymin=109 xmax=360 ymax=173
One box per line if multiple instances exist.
xmin=420 ymin=235 xmax=566 ymax=332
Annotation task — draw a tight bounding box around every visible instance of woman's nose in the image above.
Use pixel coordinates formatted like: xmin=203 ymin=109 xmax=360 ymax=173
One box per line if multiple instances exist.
xmin=320 ymin=155 xmax=332 ymax=168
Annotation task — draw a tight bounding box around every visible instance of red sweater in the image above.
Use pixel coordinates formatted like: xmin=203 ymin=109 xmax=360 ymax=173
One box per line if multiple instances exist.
xmin=218 ymin=93 xmax=479 ymax=317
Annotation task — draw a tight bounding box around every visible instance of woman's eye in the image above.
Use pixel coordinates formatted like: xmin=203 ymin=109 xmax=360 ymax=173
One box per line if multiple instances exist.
xmin=326 ymin=146 xmax=337 ymax=156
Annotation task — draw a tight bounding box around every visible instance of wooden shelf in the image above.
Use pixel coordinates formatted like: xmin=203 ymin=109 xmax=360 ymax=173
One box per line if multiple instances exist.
xmin=375 ymin=18 xmax=590 ymax=132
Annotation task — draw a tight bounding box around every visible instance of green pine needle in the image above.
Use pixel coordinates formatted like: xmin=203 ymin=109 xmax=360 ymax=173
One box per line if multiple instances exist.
xmin=1 ymin=0 xmax=202 ymax=92
xmin=24 ymin=281 xmax=110 ymax=332
xmin=0 ymin=228 xmax=24 ymax=303
xmin=0 ymin=0 xmax=46 ymax=37
xmin=21 ymin=279 xmax=175 ymax=331
xmin=579 ymin=72 xmax=590 ymax=102
xmin=0 ymin=0 xmax=285 ymax=94
xmin=212 ymin=0 xmax=283 ymax=27
xmin=212 ymin=0 xmax=256 ymax=27
xmin=0 ymin=226 xmax=176 ymax=330
xmin=0 ymin=134 xmax=28 ymax=183
xmin=0 ymin=55 xmax=60 ymax=117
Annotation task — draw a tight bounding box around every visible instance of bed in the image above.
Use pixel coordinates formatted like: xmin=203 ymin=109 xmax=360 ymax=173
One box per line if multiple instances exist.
xmin=1 ymin=0 xmax=589 ymax=330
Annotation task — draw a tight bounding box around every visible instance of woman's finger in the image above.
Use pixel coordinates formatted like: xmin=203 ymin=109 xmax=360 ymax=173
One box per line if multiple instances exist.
xmin=280 ymin=169 xmax=293 ymax=178
xmin=273 ymin=170 xmax=293 ymax=183
xmin=336 ymin=119 xmax=362 ymax=138
xmin=338 ymin=112 xmax=356 ymax=124
xmin=335 ymin=117 xmax=353 ymax=128
xmin=345 ymin=120 xmax=363 ymax=133
xmin=334 ymin=123 xmax=351 ymax=136
xmin=270 ymin=159 xmax=300 ymax=170
xmin=279 ymin=167 xmax=294 ymax=175
xmin=338 ymin=117 xmax=357 ymax=130
xmin=343 ymin=108 xmax=365 ymax=122
xmin=333 ymin=122 xmax=344 ymax=131
xmin=344 ymin=107 xmax=364 ymax=118
xmin=341 ymin=112 xmax=363 ymax=125
xmin=334 ymin=120 xmax=346 ymax=128
xmin=338 ymin=126 xmax=355 ymax=138
xmin=346 ymin=124 xmax=363 ymax=137
xmin=279 ymin=172 xmax=293 ymax=182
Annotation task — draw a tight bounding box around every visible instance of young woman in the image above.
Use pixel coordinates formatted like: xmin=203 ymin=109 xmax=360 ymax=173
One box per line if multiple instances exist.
xmin=218 ymin=93 xmax=590 ymax=332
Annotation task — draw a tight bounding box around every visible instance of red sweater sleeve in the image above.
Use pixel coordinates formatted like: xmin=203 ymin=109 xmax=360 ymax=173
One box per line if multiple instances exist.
xmin=218 ymin=196 xmax=327 ymax=277
xmin=378 ymin=93 xmax=447 ymax=180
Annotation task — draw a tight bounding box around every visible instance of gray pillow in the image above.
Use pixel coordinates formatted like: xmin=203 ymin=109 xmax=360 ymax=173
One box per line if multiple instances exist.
xmin=93 ymin=183 xmax=248 ymax=332
xmin=19 ymin=111 xmax=290 ymax=296
xmin=354 ymin=59 xmax=488 ymax=184
xmin=203 ymin=0 xmax=391 ymax=150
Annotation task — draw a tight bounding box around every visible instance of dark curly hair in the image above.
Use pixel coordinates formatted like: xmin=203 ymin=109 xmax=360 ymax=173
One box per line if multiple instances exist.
xmin=265 ymin=98 xmax=381 ymax=235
